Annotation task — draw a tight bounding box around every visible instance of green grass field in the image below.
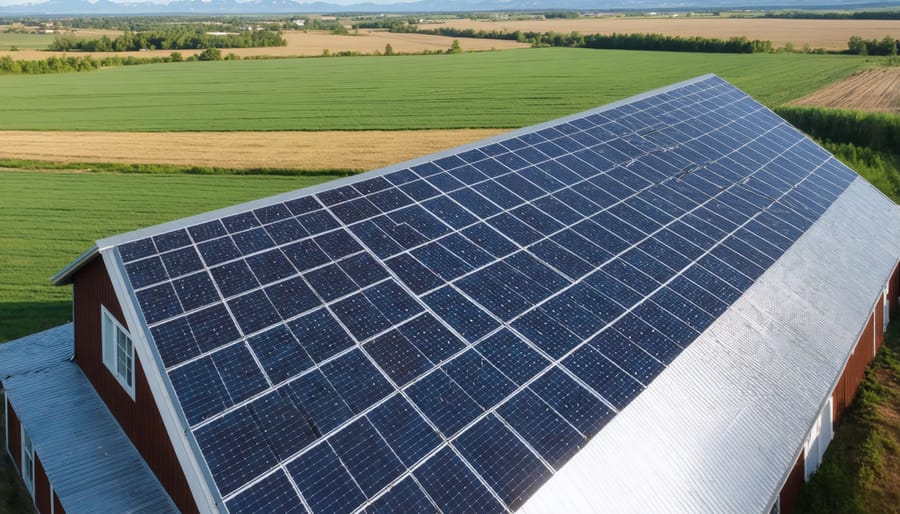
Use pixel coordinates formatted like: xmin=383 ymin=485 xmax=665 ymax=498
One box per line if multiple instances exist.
xmin=0 ymin=172 xmax=333 ymax=342
xmin=0 ymin=32 xmax=55 ymax=49
xmin=0 ymin=48 xmax=870 ymax=131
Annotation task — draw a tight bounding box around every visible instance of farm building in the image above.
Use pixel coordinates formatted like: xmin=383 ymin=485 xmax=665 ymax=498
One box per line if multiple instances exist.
xmin=3 ymin=74 xmax=899 ymax=514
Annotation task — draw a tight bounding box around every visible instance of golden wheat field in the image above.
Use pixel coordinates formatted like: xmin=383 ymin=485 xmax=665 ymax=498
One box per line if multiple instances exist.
xmin=0 ymin=129 xmax=507 ymax=171
xmin=420 ymin=17 xmax=900 ymax=51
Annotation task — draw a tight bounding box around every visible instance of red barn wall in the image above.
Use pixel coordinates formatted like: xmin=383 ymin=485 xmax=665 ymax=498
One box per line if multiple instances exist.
xmin=34 ymin=454 xmax=51 ymax=514
xmin=832 ymin=311 xmax=875 ymax=427
xmin=53 ymin=493 xmax=65 ymax=514
xmin=6 ymin=400 xmax=21 ymax=472
xmin=779 ymin=452 xmax=805 ymax=514
xmin=71 ymin=256 xmax=197 ymax=513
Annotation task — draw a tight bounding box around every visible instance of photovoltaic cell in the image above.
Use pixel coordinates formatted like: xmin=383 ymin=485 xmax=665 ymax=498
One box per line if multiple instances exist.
xmin=454 ymin=414 xmax=552 ymax=510
xmin=367 ymin=395 xmax=442 ymax=467
xmin=329 ymin=418 xmax=405 ymax=496
xmin=248 ymin=389 xmax=319 ymax=461
xmin=247 ymin=326 xmax=313 ymax=384
xmin=225 ymin=470 xmax=306 ymax=514
xmin=366 ymin=476 xmax=435 ymax=513
xmin=287 ymin=443 xmax=366 ymax=514
xmin=497 ymin=389 xmax=585 ymax=470
xmin=414 ymin=447 xmax=505 ymax=513
xmin=111 ymin=75 xmax=858 ymax=512
xmin=406 ymin=369 xmax=484 ymax=437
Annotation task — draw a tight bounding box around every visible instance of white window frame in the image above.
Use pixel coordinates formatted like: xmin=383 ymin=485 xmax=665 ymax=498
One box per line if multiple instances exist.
xmin=884 ymin=286 xmax=890 ymax=333
xmin=21 ymin=425 xmax=34 ymax=496
xmin=102 ymin=306 xmax=136 ymax=400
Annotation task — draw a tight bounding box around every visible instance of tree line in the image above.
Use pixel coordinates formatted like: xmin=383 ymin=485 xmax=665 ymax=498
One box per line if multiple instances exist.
xmin=49 ymin=27 xmax=286 ymax=52
xmin=0 ymin=49 xmax=242 ymax=74
xmin=774 ymin=106 xmax=900 ymax=157
xmin=846 ymin=35 xmax=899 ymax=56
xmin=415 ymin=26 xmax=773 ymax=53
xmin=0 ymin=38 xmax=465 ymax=75
xmin=763 ymin=10 xmax=900 ymax=20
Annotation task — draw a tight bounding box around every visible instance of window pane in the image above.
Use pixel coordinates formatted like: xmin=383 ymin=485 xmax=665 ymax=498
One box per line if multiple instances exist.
xmin=103 ymin=313 xmax=115 ymax=368
xmin=126 ymin=337 xmax=134 ymax=386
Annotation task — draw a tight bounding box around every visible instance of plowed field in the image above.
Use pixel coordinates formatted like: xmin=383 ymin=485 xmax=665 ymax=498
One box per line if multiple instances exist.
xmin=790 ymin=67 xmax=900 ymax=113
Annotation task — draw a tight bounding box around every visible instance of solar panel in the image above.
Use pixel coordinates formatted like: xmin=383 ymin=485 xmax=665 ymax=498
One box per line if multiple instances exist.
xmin=114 ymin=74 xmax=858 ymax=512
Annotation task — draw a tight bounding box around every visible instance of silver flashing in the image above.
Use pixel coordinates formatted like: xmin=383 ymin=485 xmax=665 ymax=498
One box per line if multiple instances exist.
xmin=102 ymin=249 xmax=222 ymax=513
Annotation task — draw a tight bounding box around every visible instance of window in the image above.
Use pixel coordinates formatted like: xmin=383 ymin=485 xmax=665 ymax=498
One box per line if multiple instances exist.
xmin=102 ymin=307 xmax=135 ymax=399
xmin=21 ymin=426 xmax=34 ymax=495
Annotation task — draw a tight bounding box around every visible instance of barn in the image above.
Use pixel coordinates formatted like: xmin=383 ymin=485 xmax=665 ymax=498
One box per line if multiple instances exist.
xmin=3 ymin=74 xmax=899 ymax=514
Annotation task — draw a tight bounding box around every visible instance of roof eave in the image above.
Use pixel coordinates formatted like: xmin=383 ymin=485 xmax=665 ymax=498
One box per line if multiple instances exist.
xmin=50 ymin=245 xmax=100 ymax=286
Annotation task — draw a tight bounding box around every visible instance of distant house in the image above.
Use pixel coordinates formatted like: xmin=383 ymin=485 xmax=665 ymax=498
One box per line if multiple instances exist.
xmin=3 ymin=75 xmax=899 ymax=513
xmin=292 ymin=19 xmax=306 ymax=27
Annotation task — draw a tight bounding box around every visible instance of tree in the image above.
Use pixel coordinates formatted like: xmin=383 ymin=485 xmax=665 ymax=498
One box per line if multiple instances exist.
xmin=197 ymin=47 xmax=222 ymax=61
xmin=170 ymin=51 xmax=183 ymax=62
xmin=848 ymin=35 xmax=866 ymax=54
xmin=384 ymin=43 xmax=394 ymax=56
xmin=448 ymin=39 xmax=462 ymax=54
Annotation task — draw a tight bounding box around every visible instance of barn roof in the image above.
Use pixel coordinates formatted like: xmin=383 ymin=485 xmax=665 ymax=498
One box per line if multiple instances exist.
xmin=53 ymin=74 xmax=900 ymax=512
xmin=0 ymin=324 xmax=178 ymax=513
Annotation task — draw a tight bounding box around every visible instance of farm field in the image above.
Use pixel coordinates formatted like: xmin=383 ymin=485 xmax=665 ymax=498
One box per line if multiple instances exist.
xmin=0 ymin=171 xmax=333 ymax=343
xmin=0 ymin=29 xmax=528 ymax=61
xmin=0 ymin=48 xmax=870 ymax=131
xmin=0 ymin=26 xmax=122 ymax=51
xmin=790 ymin=67 xmax=900 ymax=113
xmin=0 ymin=129 xmax=505 ymax=171
xmin=0 ymin=31 xmax=56 ymax=49
xmin=421 ymin=17 xmax=900 ymax=50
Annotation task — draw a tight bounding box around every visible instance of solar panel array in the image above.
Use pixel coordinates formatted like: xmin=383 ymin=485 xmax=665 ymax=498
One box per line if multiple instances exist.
xmin=116 ymin=75 xmax=857 ymax=513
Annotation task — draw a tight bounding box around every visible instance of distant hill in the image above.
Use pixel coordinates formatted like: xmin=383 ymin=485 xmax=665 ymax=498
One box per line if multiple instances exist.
xmin=0 ymin=0 xmax=895 ymax=16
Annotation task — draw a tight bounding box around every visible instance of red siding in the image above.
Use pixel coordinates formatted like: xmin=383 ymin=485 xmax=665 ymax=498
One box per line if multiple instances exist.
xmin=34 ymin=454 xmax=51 ymax=514
xmin=833 ymin=311 xmax=875 ymax=427
xmin=6 ymin=400 xmax=21 ymax=471
xmin=53 ymin=493 xmax=65 ymax=514
xmin=72 ymin=257 xmax=197 ymax=513
xmin=779 ymin=452 xmax=805 ymax=514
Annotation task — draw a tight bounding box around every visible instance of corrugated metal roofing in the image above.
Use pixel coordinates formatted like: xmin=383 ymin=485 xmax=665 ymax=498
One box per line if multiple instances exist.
xmin=0 ymin=323 xmax=72 ymax=378
xmin=1 ymin=325 xmax=178 ymax=513
xmin=520 ymin=178 xmax=900 ymax=513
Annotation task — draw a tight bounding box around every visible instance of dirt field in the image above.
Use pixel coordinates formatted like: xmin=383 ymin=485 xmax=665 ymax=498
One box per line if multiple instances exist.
xmin=0 ymin=30 xmax=527 ymax=61
xmin=790 ymin=67 xmax=900 ymax=113
xmin=421 ymin=18 xmax=900 ymax=51
xmin=0 ymin=129 xmax=506 ymax=171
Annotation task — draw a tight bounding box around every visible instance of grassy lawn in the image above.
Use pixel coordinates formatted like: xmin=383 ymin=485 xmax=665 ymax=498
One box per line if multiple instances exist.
xmin=0 ymin=171 xmax=335 ymax=343
xmin=0 ymin=48 xmax=870 ymax=131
